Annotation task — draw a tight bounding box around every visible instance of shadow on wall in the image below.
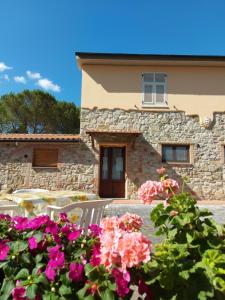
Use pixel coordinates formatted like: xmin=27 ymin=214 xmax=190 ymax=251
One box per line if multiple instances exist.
xmin=128 ymin=135 xmax=201 ymax=200
xmin=86 ymin=66 xmax=225 ymax=96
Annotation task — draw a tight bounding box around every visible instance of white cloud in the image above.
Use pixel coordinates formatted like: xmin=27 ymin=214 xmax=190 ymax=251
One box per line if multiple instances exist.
xmin=3 ymin=74 xmax=9 ymax=81
xmin=37 ymin=78 xmax=61 ymax=92
xmin=14 ymin=76 xmax=27 ymax=84
xmin=0 ymin=62 xmax=12 ymax=72
xmin=26 ymin=70 xmax=41 ymax=80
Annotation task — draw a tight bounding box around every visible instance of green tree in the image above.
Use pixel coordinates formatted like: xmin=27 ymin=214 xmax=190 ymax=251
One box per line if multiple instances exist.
xmin=55 ymin=101 xmax=80 ymax=134
xmin=0 ymin=90 xmax=80 ymax=133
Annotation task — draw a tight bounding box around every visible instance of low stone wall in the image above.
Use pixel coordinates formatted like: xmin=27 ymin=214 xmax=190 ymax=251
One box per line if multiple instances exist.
xmin=0 ymin=142 xmax=96 ymax=193
xmin=80 ymin=108 xmax=225 ymax=200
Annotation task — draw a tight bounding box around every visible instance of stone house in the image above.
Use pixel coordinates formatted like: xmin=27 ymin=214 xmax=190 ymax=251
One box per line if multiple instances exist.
xmin=2 ymin=53 xmax=225 ymax=200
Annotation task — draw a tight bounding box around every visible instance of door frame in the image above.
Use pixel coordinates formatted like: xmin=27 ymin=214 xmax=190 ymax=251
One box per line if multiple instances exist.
xmin=98 ymin=143 xmax=128 ymax=198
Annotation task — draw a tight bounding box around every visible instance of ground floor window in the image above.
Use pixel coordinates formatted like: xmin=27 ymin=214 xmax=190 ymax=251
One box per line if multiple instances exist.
xmin=162 ymin=144 xmax=190 ymax=163
xmin=33 ymin=148 xmax=58 ymax=168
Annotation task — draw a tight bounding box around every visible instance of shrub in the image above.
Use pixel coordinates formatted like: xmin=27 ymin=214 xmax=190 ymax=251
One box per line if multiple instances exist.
xmin=0 ymin=213 xmax=150 ymax=299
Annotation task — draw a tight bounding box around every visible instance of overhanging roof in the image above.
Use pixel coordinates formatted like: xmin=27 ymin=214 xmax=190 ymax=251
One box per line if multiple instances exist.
xmin=76 ymin=52 xmax=225 ymax=68
xmin=86 ymin=129 xmax=141 ymax=136
xmin=0 ymin=134 xmax=81 ymax=142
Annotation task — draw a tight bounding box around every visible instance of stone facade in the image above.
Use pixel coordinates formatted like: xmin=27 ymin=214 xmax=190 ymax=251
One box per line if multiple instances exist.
xmin=80 ymin=107 xmax=225 ymax=200
xmin=0 ymin=142 xmax=96 ymax=192
xmin=2 ymin=108 xmax=225 ymax=200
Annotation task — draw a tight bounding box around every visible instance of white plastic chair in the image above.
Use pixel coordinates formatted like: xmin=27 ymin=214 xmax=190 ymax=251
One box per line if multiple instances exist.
xmin=0 ymin=203 xmax=21 ymax=217
xmin=47 ymin=199 xmax=113 ymax=233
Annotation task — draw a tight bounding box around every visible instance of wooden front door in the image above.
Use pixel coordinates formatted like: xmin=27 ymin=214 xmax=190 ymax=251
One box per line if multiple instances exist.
xmin=99 ymin=146 xmax=126 ymax=198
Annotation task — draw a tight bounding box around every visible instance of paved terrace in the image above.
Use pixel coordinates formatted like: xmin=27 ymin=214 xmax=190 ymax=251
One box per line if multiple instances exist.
xmin=105 ymin=200 xmax=225 ymax=244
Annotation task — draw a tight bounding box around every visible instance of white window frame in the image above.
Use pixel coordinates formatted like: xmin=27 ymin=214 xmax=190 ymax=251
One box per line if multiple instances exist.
xmin=142 ymin=72 xmax=168 ymax=107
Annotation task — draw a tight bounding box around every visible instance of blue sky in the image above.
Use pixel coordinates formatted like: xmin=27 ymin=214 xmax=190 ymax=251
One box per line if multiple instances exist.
xmin=1 ymin=0 xmax=225 ymax=106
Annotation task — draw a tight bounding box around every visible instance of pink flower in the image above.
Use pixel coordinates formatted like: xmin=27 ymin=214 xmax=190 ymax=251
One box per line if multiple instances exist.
xmin=156 ymin=167 xmax=166 ymax=176
xmin=0 ymin=241 xmax=10 ymax=261
xmin=28 ymin=215 xmax=50 ymax=230
xmin=112 ymin=268 xmax=130 ymax=297
xmin=90 ymin=244 xmax=101 ymax=266
xmin=0 ymin=214 xmax=11 ymax=221
xmin=162 ymin=179 xmax=179 ymax=196
xmin=169 ymin=210 xmax=178 ymax=217
xmin=28 ymin=237 xmax=37 ymax=250
xmin=68 ymin=262 xmax=84 ymax=281
xmin=45 ymin=220 xmax=59 ymax=236
xmin=45 ymin=266 xmax=56 ymax=281
xmin=68 ymin=230 xmax=81 ymax=241
xmin=12 ymin=286 xmax=26 ymax=300
xmin=138 ymin=181 xmax=163 ymax=204
xmin=100 ymin=216 xmax=120 ymax=231
xmin=59 ymin=213 xmax=69 ymax=222
xmin=88 ymin=224 xmax=102 ymax=236
xmin=12 ymin=216 xmax=29 ymax=230
xmin=119 ymin=213 xmax=143 ymax=232
xmin=48 ymin=245 xmax=64 ymax=268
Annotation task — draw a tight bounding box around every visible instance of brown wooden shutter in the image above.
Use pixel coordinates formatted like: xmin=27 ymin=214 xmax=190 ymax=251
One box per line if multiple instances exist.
xmin=33 ymin=149 xmax=58 ymax=167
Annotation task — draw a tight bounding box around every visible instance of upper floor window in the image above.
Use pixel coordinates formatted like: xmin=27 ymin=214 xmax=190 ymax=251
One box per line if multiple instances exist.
xmin=162 ymin=144 xmax=190 ymax=163
xmin=142 ymin=73 xmax=167 ymax=107
xmin=33 ymin=148 xmax=58 ymax=168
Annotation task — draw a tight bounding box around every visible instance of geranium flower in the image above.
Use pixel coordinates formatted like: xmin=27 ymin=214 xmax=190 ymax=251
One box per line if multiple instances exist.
xmin=45 ymin=220 xmax=59 ymax=236
xmin=0 ymin=241 xmax=10 ymax=261
xmin=12 ymin=286 xmax=26 ymax=300
xmin=162 ymin=178 xmax=179 ymax=196
xmin=138 ymin=181 xmax=163 ymax=204
xmin=68 ymin=262 xmax=84 ymax=281
xmin=28 ymin=237 xmax=38 ymax=250
xmin=119 ymin=213 xmax=143 ymax=232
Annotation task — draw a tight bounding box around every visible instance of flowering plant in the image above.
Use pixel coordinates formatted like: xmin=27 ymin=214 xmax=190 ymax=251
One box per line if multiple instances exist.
xmin=138 ymin=169 xmax=225 ymax=299
xmin=0 ymin=212 xmax=151 ymax=299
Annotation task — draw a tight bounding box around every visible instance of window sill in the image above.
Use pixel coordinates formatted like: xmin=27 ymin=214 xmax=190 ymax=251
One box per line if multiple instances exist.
xmin=142 ymin=104 xmax=169 ymax=109
xmin=32 ymin=166 xmax=59 ymax=170
xmin=162 ymin=162 xmax=193 ymax=167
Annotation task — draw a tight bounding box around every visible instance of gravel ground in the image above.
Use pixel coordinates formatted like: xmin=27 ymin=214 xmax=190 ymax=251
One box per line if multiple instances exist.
xmin=105 ymin=204 xmax=225 ymax=244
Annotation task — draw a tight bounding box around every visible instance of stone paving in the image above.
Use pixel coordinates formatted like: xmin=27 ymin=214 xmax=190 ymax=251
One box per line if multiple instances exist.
xmin=105 ymin=204 xmax=225 ymax=244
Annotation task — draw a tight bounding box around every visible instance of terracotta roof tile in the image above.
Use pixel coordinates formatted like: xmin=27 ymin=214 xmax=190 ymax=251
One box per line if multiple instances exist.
xmin=0 ymin=134 xmax=80 ymax=142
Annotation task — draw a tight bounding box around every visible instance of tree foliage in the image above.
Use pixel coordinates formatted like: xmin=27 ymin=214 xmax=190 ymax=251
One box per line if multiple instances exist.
xmin=0 ymin=90 xmax=80 ymax=134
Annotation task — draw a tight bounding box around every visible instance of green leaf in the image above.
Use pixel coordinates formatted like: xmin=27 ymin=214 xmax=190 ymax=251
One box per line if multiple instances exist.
xmin=15 ymin=268 xmax=29 ymax=280
xmin=186 ymin=232 xmax=194 ymax=244
xmin=21 ymin=253 xmax=31 ymax=264
xmin=59 ymin=284 xmax=72 ymax=296
xmin=35 ymin=254 xmax=43 ymax=264
xmin=100 ymin=289 xmax=115 ymax=300
xmin=26 ymin=284 xmax=38 ymax=300
xmin=77 ymin=284 xmax=90 ymax=299
xmin=0 ymin=279 xmax=15 ymax=300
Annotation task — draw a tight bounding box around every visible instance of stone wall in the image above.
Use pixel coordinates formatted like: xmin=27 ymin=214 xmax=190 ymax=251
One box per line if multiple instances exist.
xmin=0 ymin=142 xmax=96 ymax=193
xmin=80 ymin=108 xmax=225 ymax=200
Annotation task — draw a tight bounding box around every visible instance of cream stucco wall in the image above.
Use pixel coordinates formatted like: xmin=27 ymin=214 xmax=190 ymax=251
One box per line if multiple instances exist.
xmin=81 ymin=64 xmax=225 ymax=118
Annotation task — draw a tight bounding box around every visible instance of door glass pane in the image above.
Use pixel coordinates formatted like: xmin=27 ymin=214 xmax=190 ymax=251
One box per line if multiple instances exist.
xmin=112 ymin=148 xmax=124 ymax=180
xmin=102 ymin=148 xmax=109 ymax=180
xmin=176 ymin=146 xmax=188 ymax=162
